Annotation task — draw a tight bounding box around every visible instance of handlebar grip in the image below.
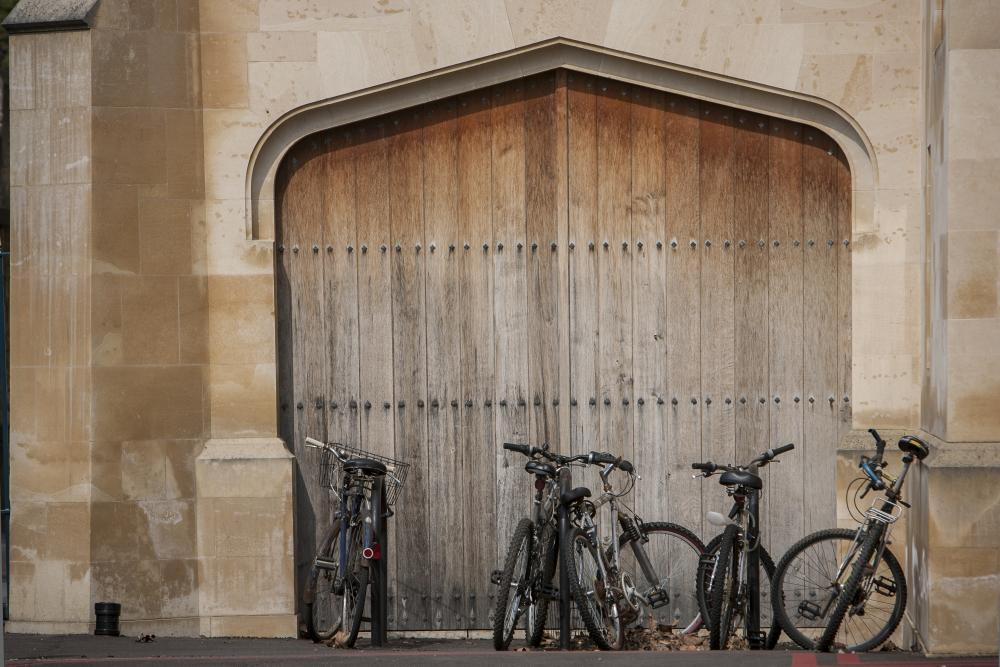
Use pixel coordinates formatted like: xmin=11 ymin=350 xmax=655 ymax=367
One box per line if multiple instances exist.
xmin=304 ymin=437 xmax=325 ymax=448
xmin=589 ymin=451 xmax=619 ymax=465
xmin=868 ymin=428 xmax=886 ymax=451
xmin=691 ymin=462 xmax=715 ymax=472
xmin=618 ymin=459 xmax=634 ymax=474
xmin=773 ymin=443 xmax=795 ymax=456
xmin=503 ymin=442 xmax=531 ymax=456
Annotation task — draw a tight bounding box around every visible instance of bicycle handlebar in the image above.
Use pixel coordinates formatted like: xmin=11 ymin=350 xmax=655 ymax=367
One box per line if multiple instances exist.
xmin=504 ymin=442 xmax=634 ymax=474
xmin=691 ymin=443 xmax=795 ymax=476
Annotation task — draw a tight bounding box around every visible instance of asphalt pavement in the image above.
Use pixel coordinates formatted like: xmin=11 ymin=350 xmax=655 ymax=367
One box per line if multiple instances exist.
xmin=4 ymin=635 xmax=997 ymax=667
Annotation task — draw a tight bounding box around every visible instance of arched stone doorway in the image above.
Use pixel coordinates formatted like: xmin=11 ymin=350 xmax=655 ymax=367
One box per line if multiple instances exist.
xmin=275 ymin=69 xmax=851 ymax=632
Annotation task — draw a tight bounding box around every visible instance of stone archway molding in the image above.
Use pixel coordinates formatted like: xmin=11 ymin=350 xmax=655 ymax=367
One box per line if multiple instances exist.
xmin=246 ymin=37 xmax=876 ymax=240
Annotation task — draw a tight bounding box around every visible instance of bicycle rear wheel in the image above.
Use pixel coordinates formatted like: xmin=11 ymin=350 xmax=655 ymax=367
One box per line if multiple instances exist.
xmin=306 ymin=520 xmax=368 ymax=646
xmin=697 ymin=531 xmax=780 ymax=648
xmin=614 ymin=521 xmax=706 ymax=634
xmin=771 ymin=527 xmax=906 ymax=651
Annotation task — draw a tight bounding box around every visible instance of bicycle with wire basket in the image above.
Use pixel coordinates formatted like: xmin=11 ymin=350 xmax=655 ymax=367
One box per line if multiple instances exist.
xmin=771 ymin=429 xmax=929 ymax=652
xmin=302 ymin=437 xmax=409 ymax=646
xmin=492 ymin=443 xmax=707 ymax=651
xmin=692 ymin=443 xmax=796 ymax=650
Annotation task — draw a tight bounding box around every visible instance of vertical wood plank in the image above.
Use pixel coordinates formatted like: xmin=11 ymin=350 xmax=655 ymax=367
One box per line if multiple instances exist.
xmin=354 ymin=119 xmax=399 ymax=626
xmin=732 ymin=112 xmax=770 ymax=535
xmin=524 ymin=72 xmax=563 ymax=452
xmin=802 ymin=129 xmax=839 ymax=535
xmin=325 ymin=128 xmax=361 ymax=479
xmin=596 ymin=80 xmax=634 ymax=477
xmin=388 ymin=109 xmax=430 ymax=630
xmin=664 ymin=95 xmax=703 ymax=539
xmin=457 ymin=90 xmax=496 ymax=629
xmin=492 ymin=80 xmax=530 ymax=567
xmin=767 ymin=119 xmax=805 ymax=556
xmin=279 ymin=137 xmax=330 ymax=604
xmin=699 ymin=103 xmax=736 ymax=520
xmin=835 ymin=151 xmax=852 ymax=440
xmin=629 ymin=86 xmax=667 ymax=520
xmin=423 ymin=100 xmax=465 ymax=630
xmin=567 ymin=73 xmax=600 ymax=463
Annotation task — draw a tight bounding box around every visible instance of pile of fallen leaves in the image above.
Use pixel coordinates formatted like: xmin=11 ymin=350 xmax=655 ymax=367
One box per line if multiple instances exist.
xmin=624 ymin=624 xmax=711 ymax=651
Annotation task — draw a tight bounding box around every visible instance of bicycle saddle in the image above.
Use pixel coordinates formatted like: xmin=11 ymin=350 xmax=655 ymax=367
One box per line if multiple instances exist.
xmin=719 ymin=469 xmax=762 ymax=490
xmin=525 ymin=460 xmax=557 ymax=477
xmin=343 ymin=457 xmax=387 ymax=476
xmin=560 ymin=486 xmax=591 ymax=506
xmin=898 ymin=435 xmax=930 ymax=460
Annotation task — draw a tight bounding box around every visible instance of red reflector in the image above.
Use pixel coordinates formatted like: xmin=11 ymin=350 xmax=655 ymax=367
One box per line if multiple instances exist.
xmin=534 ymin=478 xmax=546 ymax=492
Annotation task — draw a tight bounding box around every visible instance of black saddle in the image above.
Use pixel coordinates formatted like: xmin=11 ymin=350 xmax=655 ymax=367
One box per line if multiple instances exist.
xmin=561 ymin=486 xmax=591 ymax=506
xmin=898 ymin=435 xmax=930 ymax=460
xmin=719 ymin=469 xmax=762 ymax=490
xmin=525 ymin=461 xmax=557 ymax=477
xmin=343 ymin=457 xmax=387 ymax=476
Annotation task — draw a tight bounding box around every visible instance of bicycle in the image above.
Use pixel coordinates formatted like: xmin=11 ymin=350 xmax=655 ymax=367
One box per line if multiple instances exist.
xmin=692 ymin=443 xmax=796 ymax=650
xmin=493 ymin=444 xmax=707 ymax=651
xmin=771 ymin=429 xmax=928 ymax=652
xmin=561 ymin=451 xmax=707 ymax=650
xmin=302 ymin=437 xmax=409 ymax=646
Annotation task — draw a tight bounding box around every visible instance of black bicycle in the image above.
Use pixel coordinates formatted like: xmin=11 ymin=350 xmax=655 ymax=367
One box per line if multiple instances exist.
xmin=692 ymin=443 xmax=795 ymax=650
xmin=771 ymin=429 xmax=928 ymax=652
xmin=302 ymin=437 xmax=409 ymax=646
xmin=494 ymin=444 xmax=707 ymax=650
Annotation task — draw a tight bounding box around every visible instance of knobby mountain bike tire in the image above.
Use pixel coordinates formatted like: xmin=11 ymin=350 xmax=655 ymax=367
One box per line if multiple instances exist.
xmin=493 ymin=518 xmax=534 ymax=651
xmin=306 ymin=520 xmax=368 ymax=646
xmin=562 ymin=526 xmax=619 ymax=650
xmin=697 ymin=531 xmax=781 ymax=648
xmin=771 ymin=527 xmax=906 ymax=652
xmin=526 ymin=521 xmax=558 ymax=646
xmin=708 ymin=524 xmax=740 ymax=649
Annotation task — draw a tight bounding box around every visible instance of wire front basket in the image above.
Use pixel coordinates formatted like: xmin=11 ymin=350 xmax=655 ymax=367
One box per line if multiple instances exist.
xmin=317 ymin=442 xmax=410 ymax=507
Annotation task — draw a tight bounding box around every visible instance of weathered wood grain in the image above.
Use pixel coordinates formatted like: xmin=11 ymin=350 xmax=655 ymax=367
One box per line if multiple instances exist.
xmin=596 ymin=80 xmax=634 ymax=468
xmin=567 ymin=73 xmax=600 ymax=466
xmin=802 ymin=129 xmax=839 ymax=535
xmin=766 ymin=118 xmax=805 ymax=557
xmin=422 ymin=100 xmax=465 ymax=630
xmin=699 ymin=103 xmax=736 ymax=521
xmin=387 ymin=109 xmax=431 ymax=630
xmin=456 ymin=90 xmax=496 ymax=629
xmin=664 ymin=94 xmax=704 ymax=539
xmin=491 ymin=80 xmax=530 ymax=571
xmin=835 ymin=150 xmax=852 ymax=440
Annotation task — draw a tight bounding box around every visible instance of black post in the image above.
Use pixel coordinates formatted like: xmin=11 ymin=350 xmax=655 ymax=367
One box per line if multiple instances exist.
xmin=370 ymin=478 xmax=388 ymax=647
xmin=558 ymin=468 xmax=571 ymax=650
xmin=746 ymin=488 xmax=761 ymax=649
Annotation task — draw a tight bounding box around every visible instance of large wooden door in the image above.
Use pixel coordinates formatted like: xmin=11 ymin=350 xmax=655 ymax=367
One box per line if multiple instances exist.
xmin=275 ymin=70 xmax=852 ymax=631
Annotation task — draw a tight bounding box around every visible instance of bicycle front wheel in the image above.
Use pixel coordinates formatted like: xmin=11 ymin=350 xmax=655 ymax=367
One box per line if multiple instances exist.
xmin=708 ymin=525 xmax=741 ymax=649
xmin=493 ymin=518 xmax=534 ymax=650
xmin=562 ymin=526 xmax=620 ymax=650
xmin=771 ymin=527 xmax=906 ymax=652
xmin=305 ymin=520 xmax=368 ymax=646
xmin=525 ymin=520 xmax=557 ymax=646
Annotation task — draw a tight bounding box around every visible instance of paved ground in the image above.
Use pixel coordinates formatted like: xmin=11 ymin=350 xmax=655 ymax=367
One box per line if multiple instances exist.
xmin=4 ymin=635 xmax=997 ymax=667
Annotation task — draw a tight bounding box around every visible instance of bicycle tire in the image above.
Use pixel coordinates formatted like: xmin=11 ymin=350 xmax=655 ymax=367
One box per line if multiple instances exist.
xmin=306 ymin=521 xmax=368 ymax=646
xmin=562 ymin=526 xmax=617 ymax=650
xmin=614 ymin=521 xmax=707 ymax=634
xmin=817 ymin=524 xmax=904 ymax=652
xmin=526 ymin=521 xmax=557 ymax=646
xmin=771 ymin=527 xmax=906 ymax=652
xmin=708 ymin=524 xmax=740 ymax=649
xmin=493 ymin=518 xmax=534 ymax=651
xmin=698 ymin=531 xmax=781 ymax=648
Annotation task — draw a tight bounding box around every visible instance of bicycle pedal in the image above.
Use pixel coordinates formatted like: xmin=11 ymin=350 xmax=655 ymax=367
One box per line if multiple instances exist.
xmin=872 ymin=575 xmax=897 ymax=597
xmin=699 ymin=553 xmax=718 ymax=567
xmin=314 ymin=557 xmax=337 ymax=571
xmin=490 ymin=569 xmax=504 ymax=586
xmin=646 ymin=589 xmax=670 ymax=609
xmin=798 ymin=600 xmax=822 ymax=621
